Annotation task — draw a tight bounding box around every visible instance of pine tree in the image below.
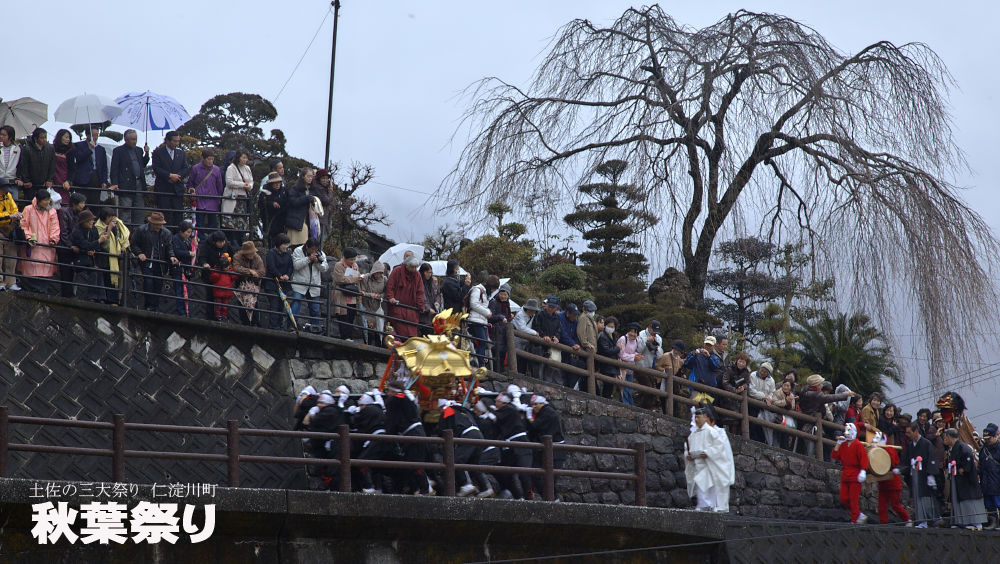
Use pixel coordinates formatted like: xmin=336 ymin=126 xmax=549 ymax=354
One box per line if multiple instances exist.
xmin=564 ymin=160 xmax=657 ymax=308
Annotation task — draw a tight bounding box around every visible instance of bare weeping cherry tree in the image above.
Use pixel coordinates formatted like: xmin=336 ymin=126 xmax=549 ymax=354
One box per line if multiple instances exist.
xmin=438 ymin=6 xmax=1000 ymax=394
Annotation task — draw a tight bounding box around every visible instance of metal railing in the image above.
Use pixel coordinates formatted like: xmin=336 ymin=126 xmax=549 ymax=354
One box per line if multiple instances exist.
xmin=0 ymin=407 xmax=646 ymax=505
xmin=508 ymin=329 xmax=846 ymax=460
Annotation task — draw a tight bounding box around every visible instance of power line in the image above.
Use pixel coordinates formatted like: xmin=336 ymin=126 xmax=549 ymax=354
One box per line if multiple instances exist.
xmin=274 ymin=6 xmax=334 ymax=102
xmin=369 ymin=180 xmax=435 ymax=196
xmin=892 ymin=363 xmax=1000 ymax=403
xmin=892 ymin=365 xmax=1000 ymax=408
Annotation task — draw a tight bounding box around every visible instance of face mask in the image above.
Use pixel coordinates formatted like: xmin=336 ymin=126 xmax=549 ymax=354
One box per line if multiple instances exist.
xmin=604 ymin=326 xmax=615 ymax=335
xmin=586 ymin=311 xmax=595 ymax=318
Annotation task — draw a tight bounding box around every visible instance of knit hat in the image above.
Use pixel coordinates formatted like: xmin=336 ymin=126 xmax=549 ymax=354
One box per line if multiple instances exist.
xmin=316 ymin=168 xmax=330 ymax=179
xmin=672 ymin=340 xmax=686 ymax=352
xmin=759 ymin=362 xmax=773 ymax=375
xmin=582 ymin=300 xmax=597 ymax=312
xmin=522 ymin=298 xmax=541 ymax=311
xmin=806 ymin=374 xmax=824 ymax=388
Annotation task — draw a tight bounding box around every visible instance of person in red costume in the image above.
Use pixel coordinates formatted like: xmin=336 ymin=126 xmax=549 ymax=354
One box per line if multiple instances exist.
xmin=832 ymin=422 xmax=870 ymax=523
xmin=873 ymin=431 xmax=911 ymax=525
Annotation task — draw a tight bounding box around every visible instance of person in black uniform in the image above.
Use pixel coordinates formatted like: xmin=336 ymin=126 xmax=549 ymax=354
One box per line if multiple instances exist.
xmin=493 ymin=388 xmax=534 ymax=499
xmin=527 ymin=394 xmax=566 ymax=498
xmin=303 ymin=390 xmax=349 ymax=490
xmin=348 ymin=391 xmax=394 ymax=493
xmin=384 ymin=381 xmax=432 ymax=495
xmin=439 ymin=399 xmax=491 ymax=497
xmin=473 ymin=399 xmax=500 ymax=498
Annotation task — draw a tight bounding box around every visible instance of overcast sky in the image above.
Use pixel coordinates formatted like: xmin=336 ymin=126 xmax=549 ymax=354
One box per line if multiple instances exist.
xmin=9 ymin=1 xmax=1000 ymax=421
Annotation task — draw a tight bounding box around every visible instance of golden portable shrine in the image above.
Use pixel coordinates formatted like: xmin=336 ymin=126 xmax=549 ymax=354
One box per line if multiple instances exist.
xmin=378 ymin=309 xmax=489 ymax=423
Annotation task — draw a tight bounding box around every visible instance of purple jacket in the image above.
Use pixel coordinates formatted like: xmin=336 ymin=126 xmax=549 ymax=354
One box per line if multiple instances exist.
xmin=187 ymin=162 xmax=224 ymax=211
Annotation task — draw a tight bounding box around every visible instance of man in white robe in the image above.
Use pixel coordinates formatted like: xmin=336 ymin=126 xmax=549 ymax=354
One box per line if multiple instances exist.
xmin=685 ymin=405 xmax=736 ymax=512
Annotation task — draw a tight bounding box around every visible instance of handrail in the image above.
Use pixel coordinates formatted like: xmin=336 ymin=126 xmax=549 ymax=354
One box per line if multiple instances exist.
xmin=0 ymin=407 xmax=646 ymax=505
xmin=510 ymin=329 xmax=846 ymax=459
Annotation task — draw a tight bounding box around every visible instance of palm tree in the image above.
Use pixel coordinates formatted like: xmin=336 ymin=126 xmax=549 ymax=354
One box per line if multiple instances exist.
xmin=794 ymin=312 xmax=901 ymax=398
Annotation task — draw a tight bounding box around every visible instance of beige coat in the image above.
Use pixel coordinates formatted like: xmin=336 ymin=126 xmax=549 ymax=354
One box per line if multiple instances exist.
xmin=332 ymin=258 xmax=362 ymax=316
xmin=577 ymin=313 xmax=598 ymax=352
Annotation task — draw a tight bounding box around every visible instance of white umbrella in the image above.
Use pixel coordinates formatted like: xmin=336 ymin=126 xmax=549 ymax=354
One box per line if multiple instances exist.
xmin=426 ymin=260 xmax=467 ymax=277
xmin=377 ymin=243 xmax=424 ymax=269
xmin=0 ymin=97 xmax=48 ymax=138
xmin=53 ymin=93 xmax=123 ymax=126
xmin=113 ymin=90 xmax=192 ymax=144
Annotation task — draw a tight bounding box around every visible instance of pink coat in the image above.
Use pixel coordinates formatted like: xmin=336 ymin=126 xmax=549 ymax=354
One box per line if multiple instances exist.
xmin=19 ymin=199 xmax=60 ymax=278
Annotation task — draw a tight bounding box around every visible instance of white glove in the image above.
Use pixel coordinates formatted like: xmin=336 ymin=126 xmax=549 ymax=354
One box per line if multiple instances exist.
xmin=512 ymin=391 xmax=522 ymax=400
xmin=507 ymin=384 xmax=521 ymax=395
xmin=405 ymin=390 xmax=416 ymax=402
xmin=308 ymin=406 xmax=320 ymax=416
xmin=690 ymin=406 xmax=696 ymax=414
xmin=836 ymin=436 xmax=846 ymax=446
xmin=910 ymin=458 xmax=916 ymax=468
xmin=857 ymin=470 xmax=866 ymax=483
xmin=927 ymin=476 xmax=936 ymax=488
xmin=338 ymin=396 xmax=347 ymax=409
xmin=892 ymin=468 xmax=900 ymax=475
xmin=475 ymin=386 xmax=488 ymax=395
xmin=346 ymin=406 xmax=361 ymax=414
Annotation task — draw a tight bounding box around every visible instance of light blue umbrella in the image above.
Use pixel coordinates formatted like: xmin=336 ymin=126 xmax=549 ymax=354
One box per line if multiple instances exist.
xmin=112 ymin=91 xmax=192 ymax=144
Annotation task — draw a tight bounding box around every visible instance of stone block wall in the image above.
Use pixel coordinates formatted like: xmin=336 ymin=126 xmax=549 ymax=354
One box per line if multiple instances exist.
xmin=1 ymin=293 xmax=885 ymax=521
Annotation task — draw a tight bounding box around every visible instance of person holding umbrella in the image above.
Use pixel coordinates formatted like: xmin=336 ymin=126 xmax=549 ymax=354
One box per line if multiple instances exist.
xmin=109 ymin=129 xmax=150 ymax=227
xmin=151 ymin=131 xmax=190 ymax=229
xmin=71 ymin=126 xmax=109 ymax=206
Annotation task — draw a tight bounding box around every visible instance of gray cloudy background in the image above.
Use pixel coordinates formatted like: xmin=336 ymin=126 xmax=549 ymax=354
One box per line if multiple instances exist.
xmin=8 ymin=1 xmax=1000 ymax=420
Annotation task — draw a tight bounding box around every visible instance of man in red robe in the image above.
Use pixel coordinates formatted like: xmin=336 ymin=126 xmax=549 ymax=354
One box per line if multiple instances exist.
xmin=832 ymin=422 xmax=869 ymax=523
xmin=385 ymin=255 xmax=425 ymax=338
xmin=873 ymin=431 xmax=911 ymax=525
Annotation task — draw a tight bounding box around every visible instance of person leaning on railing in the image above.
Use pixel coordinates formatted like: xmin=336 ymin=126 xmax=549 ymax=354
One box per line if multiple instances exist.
xmin=655 ymin=340 xmax=687 ymax=416
xmin=0 ymin=178 xmax=22 ymax=291
xmin=69 ymin=209 xmax=110 ymax=302
xmin=56 ymin=193 xmax=87 ymax=298
xmin=530 ymin=297 xmax=562 ymax=383
xmin=358 ymin=260 xmax=387 ymax=346
xmin=511 ymin=298 xmax=540 ymax=375
xmin=263 ymin=233 xmax=293 ymax=330
xmin=18 ymin=188 xmax=59 ymax=294
xmin=231 ymin=241 xmax=266 ymax=327
xmin=169 ymin=220 xmax=196 ymax=316
xmin=798 ymin=374 xmax=856 ymax=457
xmin=128 ymin=211 xmax=178 ymax=312
xmin=95 ymin=207 xmax=130 ymax=306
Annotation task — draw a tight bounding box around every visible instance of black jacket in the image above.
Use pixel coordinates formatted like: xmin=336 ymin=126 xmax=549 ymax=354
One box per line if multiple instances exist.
xmin=264 ymin=247 xmax=293 ymax=292
xmin=948 ymin=440 xmax=984 ymax=501
xmin=110 ymin=144 xmax=149 ymax=191
xmin=259 ymin=185 xmax=288 ymax=236
xmin=283 ymin=180 xmax=313 ymax=231
xmin=151 ymin=145 xmax=190 ymax=194
xmin=385 ymin=393 xmax=421 ymax=435
xmin=900 ymin=435 xmax=940 ymax=493
xmin=494 ymin=403 xmax=527 ymax=441
xmin=70 ymin=225 xmax=101 ymax=268
xmin=352 ymin=404 xmax=386 ymax=434
xmin=129 ymin=224 xmax=174 ymax=272
xmin=71 ymin=140 xmax=109 ymax=186
xmin=527 ymin=404 xmax=564 ymax=443
xmin=979 ymin=441 xmax=1000 ymax=496
xmin=531 ymin=310 xmax=561 ymax=339
xmin=596 ymin=331 xmax=621 ymax=376
xmin=440 ymin=275 xmax=465 ymax=312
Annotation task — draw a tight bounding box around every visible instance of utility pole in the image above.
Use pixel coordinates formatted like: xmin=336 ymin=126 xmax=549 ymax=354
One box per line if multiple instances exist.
xmin=324 ymin=0 xmax=342 ymax=170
